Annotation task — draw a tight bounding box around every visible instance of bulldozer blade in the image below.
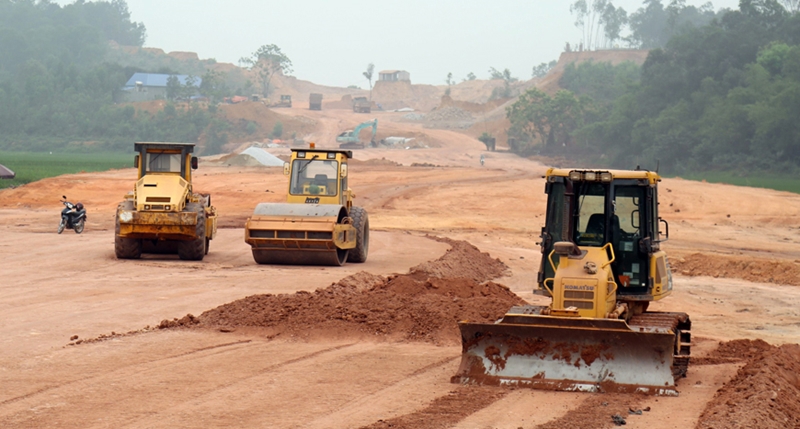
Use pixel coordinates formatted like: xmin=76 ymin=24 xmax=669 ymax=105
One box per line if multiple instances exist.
xmin=452 ymin=315 xmax=680 ymax=396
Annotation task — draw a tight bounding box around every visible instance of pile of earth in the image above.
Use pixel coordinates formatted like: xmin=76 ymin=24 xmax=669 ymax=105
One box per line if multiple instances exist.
xmin=671 ymin=253 xmax=800 ymax=286
xmin=424 ymin=106 xmax=474 ymax=123
xmin=695 ymin=339 xmax=800 ymax=429
xmin=161 ymin=239 xmax=522 ymax=345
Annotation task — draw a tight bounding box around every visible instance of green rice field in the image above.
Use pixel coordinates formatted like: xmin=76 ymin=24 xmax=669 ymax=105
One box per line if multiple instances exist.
xmin=0 ymin=151 xmax=132 ymax=189
xmin=673 ymin=171 xmax=800 ymax=194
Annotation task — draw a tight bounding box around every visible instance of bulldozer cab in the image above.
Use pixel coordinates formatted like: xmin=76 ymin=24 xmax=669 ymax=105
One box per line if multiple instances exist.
xmin=285 ymin=146 xmax=352 ymax=207
xmin=134 ymin=142 xmax=198 ymax=182
xmin=539 ymin=169 xmax=669 ymax=300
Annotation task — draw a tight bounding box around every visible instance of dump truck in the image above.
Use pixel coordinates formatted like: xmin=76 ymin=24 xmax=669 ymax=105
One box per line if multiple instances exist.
xmin=273 ymin=94 xmax=292 ymax=108
xmin=309 ymin=93 xmax=323 ymax=110
xmin=452 ymin=168 xmax=691 ymax=396
xmin=352 ymin=96 xmax=371 ymax=113
xmin=336 ymin=119 xmax=377 ymax=149
xmin=244 ymin=144 xmax=368 ymax=266
xmin=115 ymin=142 xmax=217 ymax=261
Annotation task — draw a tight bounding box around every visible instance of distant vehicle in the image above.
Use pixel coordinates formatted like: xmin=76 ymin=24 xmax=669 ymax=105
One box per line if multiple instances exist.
xmin=352 ymin=96 xmax=371 ymax=113
xmin=336 ymin=119 xmax=377 ymax=149
xmin=309 ymin=93 xmax=323 ymax=110
xmin=273 ymin=95 xmax=292 ymax=108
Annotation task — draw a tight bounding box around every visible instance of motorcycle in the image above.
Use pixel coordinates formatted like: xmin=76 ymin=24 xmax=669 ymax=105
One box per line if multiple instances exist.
xmin=58 ymin=196 xmax=87 ymax=234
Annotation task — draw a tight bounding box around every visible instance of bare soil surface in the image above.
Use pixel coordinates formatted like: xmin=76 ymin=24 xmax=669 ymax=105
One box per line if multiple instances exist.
xmin=2 ymin=55 xmax=800 ymax=427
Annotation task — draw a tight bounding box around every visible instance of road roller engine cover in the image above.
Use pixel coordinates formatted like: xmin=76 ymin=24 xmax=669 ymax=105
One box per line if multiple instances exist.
xmin=244 ymin=144 xmax=369 ymax=266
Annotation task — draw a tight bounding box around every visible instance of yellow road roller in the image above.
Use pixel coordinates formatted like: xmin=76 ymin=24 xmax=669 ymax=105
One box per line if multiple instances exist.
xmin=244 ymin=144 xmax=368 ymax=266
xmin=115 ymin=142 xmax=217 ymax=261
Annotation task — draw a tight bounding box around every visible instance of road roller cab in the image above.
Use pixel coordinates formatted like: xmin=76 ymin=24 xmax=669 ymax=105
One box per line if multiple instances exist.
xmin=244 ymin=144 xmax=369 ymax=266
xmin=284 ymin=145 xmax=354 ymax=207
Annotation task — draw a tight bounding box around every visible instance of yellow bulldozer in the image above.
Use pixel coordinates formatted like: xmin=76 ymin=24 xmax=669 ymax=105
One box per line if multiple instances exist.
xmin=453 ymin=168 xmax=691 ymax=396
xmin=115 ymin=142 xmax=217 ymax=261
xmin=244 ymin=144 xmax=368 ymax=266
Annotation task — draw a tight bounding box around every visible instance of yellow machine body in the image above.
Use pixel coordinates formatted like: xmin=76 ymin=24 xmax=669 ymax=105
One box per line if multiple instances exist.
xmin=244 ymin=145 xmax=369 ymax=266
xmin=115 ymin=142 xmax=217 ymax=260
xmin=453 ymin=168 xmax=691 ymax=395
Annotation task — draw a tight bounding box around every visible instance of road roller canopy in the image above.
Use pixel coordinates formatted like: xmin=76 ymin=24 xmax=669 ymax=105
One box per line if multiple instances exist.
xmin=134 ymin=142 xmax=198 ymax=181
xmin=286 ymin=148 xmax=353 ymax=205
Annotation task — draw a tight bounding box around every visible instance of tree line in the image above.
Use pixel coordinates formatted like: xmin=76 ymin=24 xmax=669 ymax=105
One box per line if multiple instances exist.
xmin=0 ymin=0 xmax=241 ymax=154
xmin=508 ymin=0 xmax=800 ymax=174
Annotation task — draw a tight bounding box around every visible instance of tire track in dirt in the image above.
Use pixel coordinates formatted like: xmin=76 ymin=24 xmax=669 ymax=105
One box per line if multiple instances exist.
xmin=0 ymin=339 xmax=253 ymax=408
xmin=0 ymin=340 xmax=356 ymax=407
xmin=357 ymin=385 xmax=508 ymax=429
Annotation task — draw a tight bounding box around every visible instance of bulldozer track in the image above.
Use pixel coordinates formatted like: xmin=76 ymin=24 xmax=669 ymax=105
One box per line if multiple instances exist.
xmin=628 ymin=312 xmax=692 ymax=380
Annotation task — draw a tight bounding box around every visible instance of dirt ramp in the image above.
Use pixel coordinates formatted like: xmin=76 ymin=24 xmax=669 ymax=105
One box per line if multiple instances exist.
xmin=696 ymin=341 xmax=800 ymax=429
xmin=194 ymin=239 xmax=522 ymax=344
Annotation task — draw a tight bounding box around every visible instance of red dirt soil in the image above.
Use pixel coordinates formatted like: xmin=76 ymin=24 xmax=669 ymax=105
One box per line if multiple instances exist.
xmin=671 ymin=253 xmax=800 ymax=286
xmin=695 ymin=341 xmax=800 ymax=429
xmin=162 ymin=239 xmax=523 ymax=345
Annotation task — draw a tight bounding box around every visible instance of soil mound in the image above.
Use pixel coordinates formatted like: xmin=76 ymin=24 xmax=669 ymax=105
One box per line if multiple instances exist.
xmin=692 ymin=339 xmax=774 ymax=365
xmin=671 ymin=253 xmax=800 ymax=286
xmin=696 ymin=342 xmax=800 ymax=429
xmin=189 ymin=239 xmax=521 ymax=345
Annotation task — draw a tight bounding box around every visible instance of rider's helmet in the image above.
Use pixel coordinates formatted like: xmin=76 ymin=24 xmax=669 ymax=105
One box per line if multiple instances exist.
xmin=75 ymin=202 xmax=84 ymax=211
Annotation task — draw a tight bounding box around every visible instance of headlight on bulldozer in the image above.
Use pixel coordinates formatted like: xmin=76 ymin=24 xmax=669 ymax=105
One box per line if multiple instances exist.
xmin=584 ymin=172 xmax=597 ymax=181
xmin=569 ymin=171 xmax=582 ymax=181
xmin=165 ymin=205 xmax=171 ymax=211
xmin=600 ymin=172 xmax=613 ymax=182
xmin=144 ymin=204 xmax=151 ymax=210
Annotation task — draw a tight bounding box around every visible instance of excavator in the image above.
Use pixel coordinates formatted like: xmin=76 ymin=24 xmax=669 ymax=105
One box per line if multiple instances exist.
xmin=336 ymin=119 xmax=377 ymax=149
xmin=452 ymin=168 xmax=691 ymax=396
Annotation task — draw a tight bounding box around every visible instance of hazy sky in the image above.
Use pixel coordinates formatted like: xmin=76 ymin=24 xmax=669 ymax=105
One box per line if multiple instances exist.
xmin=62 ymin=0 xmax=741 ymax=87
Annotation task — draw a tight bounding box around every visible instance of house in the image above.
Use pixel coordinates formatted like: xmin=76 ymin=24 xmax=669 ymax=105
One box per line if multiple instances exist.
xmin=378 ymin=70 xmax=410 ymax=82
xmin=115 ymin=73 xmax=203 ymax=103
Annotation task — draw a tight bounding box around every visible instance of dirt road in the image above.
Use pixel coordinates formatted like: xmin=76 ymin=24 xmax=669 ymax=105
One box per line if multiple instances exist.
xmin=1 ymin=107 xmax=799 ymax=428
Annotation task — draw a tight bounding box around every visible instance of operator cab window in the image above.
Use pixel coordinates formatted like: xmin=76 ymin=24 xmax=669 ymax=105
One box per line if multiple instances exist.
xmin=146 ymin=152 xmax=181 ymax=173
xmin=575 ymin=183 xmax=606 ymax=247
xmin=612 ymin=185 xmax=647 ymax=287
xmin=290 ymin=159 xmax=338 ymax=196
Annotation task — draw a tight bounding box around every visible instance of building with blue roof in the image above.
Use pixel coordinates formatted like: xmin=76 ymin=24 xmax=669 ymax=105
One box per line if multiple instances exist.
xmin=115 ymin=73 xmax=203 ymax=103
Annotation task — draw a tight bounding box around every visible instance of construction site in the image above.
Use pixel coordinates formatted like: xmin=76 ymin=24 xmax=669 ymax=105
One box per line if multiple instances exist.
xmin=1 ymin=48 xmax=800 ymax=429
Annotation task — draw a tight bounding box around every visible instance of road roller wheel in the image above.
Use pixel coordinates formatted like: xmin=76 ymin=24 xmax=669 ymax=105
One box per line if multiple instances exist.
xmin=114 ymin=201 xmax=142 ymax=259
xmin=348 ymin=206 xmax=369 ymax=263
xmin=178 ymin=203 xmax=206 ymax=261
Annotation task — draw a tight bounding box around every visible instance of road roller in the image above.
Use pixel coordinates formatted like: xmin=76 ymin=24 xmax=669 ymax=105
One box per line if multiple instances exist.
xmin=244 ymin=144 xmax=369 ymax=266
xmin=452 ymin=168 xmax=691 ymax=395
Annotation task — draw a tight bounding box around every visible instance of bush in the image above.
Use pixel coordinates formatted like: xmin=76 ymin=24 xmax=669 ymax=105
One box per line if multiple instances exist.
xmin=271 ymin=121 xmax=283 ymax=139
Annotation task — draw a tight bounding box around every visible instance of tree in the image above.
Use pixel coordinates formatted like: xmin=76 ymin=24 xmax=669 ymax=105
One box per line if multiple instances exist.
xmin=570 ymin=1 xmax=627 ymax=50
xmin=489 ymin=68 xmax=517 ymax=99
xmin=363 ymin=63 xmax=374 ymax=100
xmin=779 ymin=0 xmax=800 ymax=13
xmin=166 ymin=75 xmax=181 ymax=101
xmin=239 ymin=44 xmax=292 ymax=98
xmin=445 ymin=72 xmax=454 ymax=96
xmin=465 ymin=72 xmax=477 ymax=81
xmin=506 ymin=88 xmax=587 ymax=153
xmin=532 ymin=60 xmax=558 ymax=78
